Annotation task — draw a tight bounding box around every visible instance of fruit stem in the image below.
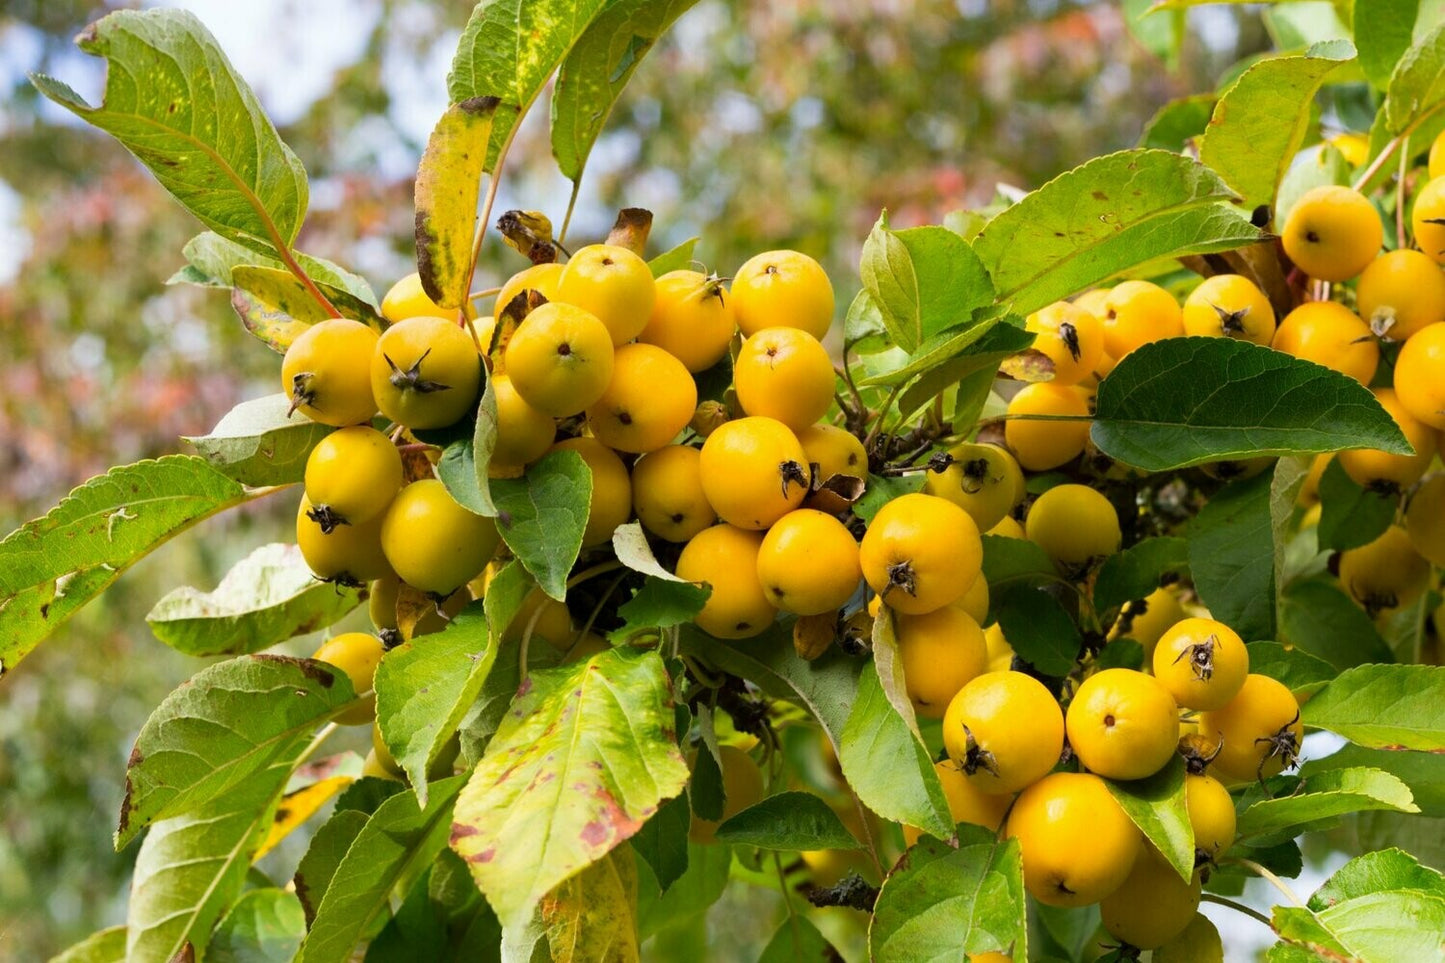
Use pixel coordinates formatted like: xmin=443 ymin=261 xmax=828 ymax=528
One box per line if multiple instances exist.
xmin=567 ymin=559 xmax=624 ymax=590
xmin=1353 ymin=135 xmax=1403 ymax=191
xmin=1397 ymin=133 xmax=1411 ymax=251
xmin=772 ymin=851 xmax=797 ymax=920
xmin=468 ymin=286 xmax=502 ymax=302
xmin=296 ymin=722 xmax=340 ymax=769
xmin=1225 ymin=856 xmax=1306 ymax=908
xmin=1200 ymin=892 xmax=1272 ymax=927
xmin=847 ymin=788 xmax=885 ymax=880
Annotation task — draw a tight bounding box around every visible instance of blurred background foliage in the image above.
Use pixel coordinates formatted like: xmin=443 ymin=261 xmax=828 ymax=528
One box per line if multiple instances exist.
xmin=0 ymin=0 xmax=1283 ymax=957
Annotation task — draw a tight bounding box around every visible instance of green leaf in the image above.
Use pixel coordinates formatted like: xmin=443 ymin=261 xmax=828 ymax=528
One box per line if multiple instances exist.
xmin=208 ymin=888 xmax=306 ymax=963
xmin=1092 ymin=337 xmax=1411 ymax=472
xmin=1278 ymin=579 xmax=1395 ymax=669
xmin=1093 ymin=537 xmax=1189 ymax=614
xmin=0 ymin=456 xmax=257 ymax=677
xmin=759 ymin=915 xmax=838 ymax=963
xmin=858 ymin=214 xmax=995 ymax=353
xmin=296 ymin=774 xmax=467 ymax=963
xmin=634 ymin=841 xmax=731 ymax=941
xmin=29 ymin=9 xmax=308 ymax=254
xmin=861 ymin=314 xmax=1031 ymax=390
xmin=842 ymin=666 xmax=953 ymax=840
xmin=1199 ymin=43 xmax=1355 ymax=210
xmin=852 ymin=472 xmax=926 ymax=524
xmin=1270 ymin=455 xmax=1311 ymax=603
xmin=552 ymin=0 xmax=701 ymax=183
xmin=973 ymin=150 xmax=1262 ymax=315
xmin=629 ymin=795 xmax=690 ymax=892
xmin=293 ymin=809 xmax=369 ymax=927
xmin=843 ymin=288 xmax=889 ymax=355
xmin=126 ymin=767 xmax=288 ymax=963
xmin=993 ymin=585 xmax=1080 ymax=677
xmin=1316 ymin=457 xmax=1398 ymax=552
xmin=170 ymin=231 xmax=377 ymax=307
xmin=714 ymin=792 xmax=861 ymax=851
xmin=869 ymin=830 xmax=1026 ymax=962
xmin=980 ymin=533 xmax=1057 ymax=589
xmin=448 ymin=0 xmax=610 ymax=170
xmin=614 ymin=579 xmax=709 ymax=636
xmin=145 ymin=543 xmax=361 ymax=657
xmin=1383 ymin=23 xmax=1445 ymax=135
xmin=1238 ymin=767 xmax=1418 ymax=839
xmin=1105 ymin=757 xmax=1194 ymax=881
xmin=1139 ymin=94 xmax=1216 ymax=151
xmin=873 ymin=606 xmax=925 ymax=736
xmin=415 ymin=97 xmax=499 ymax=311
xmin=1303 ymin=664 xmax=1445 ymax=750
xmin=439 ymin=381 xmax=495 ymax=517
xmin=1356 ymin=0 xmax=1424 ymax=89
xmin=1188 ymin=471 xmax=1275 ymax=643
xmin=1305 ymin=744 xmax=1445 ymax=815
xmin=1350 ymin=811 xmax=1445 ymax=874
xmin=450 ymin=647 xmax=688 ymax=930
xmin=647 ymin=237 xmax=700 ymax=278
xmin=46 ymin=926 xmax=126 ymax=963
xmin=492 ymin=449 xmax=592 ymax=600
xmin=375 ymin=579 xmax=523 ymax=808
xmin=182 ymin=394 xmax=332 ymax=487
xmin=1310 ymin=847 xmax=1445 ymax=908
xmin=1274 ymin=867 xmax=1445 ymax=961
xmin=117 ymin=654 xmax=358 ymax=850
xmin=1246 ymin=641 xmax=1336 ymax=698
xmin=230 ymin=265 xmax=385 ymax=353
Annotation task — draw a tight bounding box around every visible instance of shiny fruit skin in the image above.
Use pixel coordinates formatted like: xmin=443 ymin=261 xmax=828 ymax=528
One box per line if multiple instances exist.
xmin=1065 ymin=668 xmax=1179 ymax=781
xmin=1337 ymin=525 xmax=1430 ymax=617
xmin=313 ymin=632 xmax=386 ymax=725
xmin=797 ymin=423 xmax=868 ymax=481
xmin=1432 ymin=128 xmax=1445 ymax=181
xmin=860 ymin=492 xmax=983 ymax=615
xmin=638 ymin=270 xmax=735 ymax=372
xmin=297 ymin=495 xmax=391 ymax=585
xmin=493 ymin=262 xmax=564 ymax=319
xmin=1154 ymin=913 xmax=1224 ymax=963
xmin=1113 ymin=587 xmax=1186 ymax=661
xmin=1101 ymin=280 xmax=1184 ymax=359
xmin=688 ymin=745 xmax=765 ymax=843
xmin=1337 ymin=388 xmax=1436 ymax=494
xmin=380 ymin=480 xmax=500 ymax=597
xmin=989 ymin=515 xmax=1026 ymax=539
xmin=382 ymin=272 xmax=449 ymax=323
xmin=631 ymin=445 xmax=715 ymax=543
xmin=1299 ymin=453 xmax=1331 ymax=507
xmin=370 ymin=721 xmax=404 ymax=776
xmin=894 ymin=606 xmax=989 ymax=719
xmin=1185 ymin=772 xmax=1236 ymax=863
xmin=923 ymin=442 xmax=1024 ymax=532
xmin=281 ymin=319 xmax=380 ymax=427
xmin=943 ymin=671 xmax=1065 ymax=795
xmin=1271 ymin=301 xmax=1379 ymax=384
xmin=755 ymin=509 xmax=861 ymax=616
xmin=1026 ymin=483 xmax=1121 ymax=573
xmin=732 ymin=326 xmax=834 ymax=431
xmin=731 ymin=249 xmax=834 ymax=340
xmin=1199 ymin=674 xmax=1304 ymax=784
xmin=1394 ymin=322 xmax=1445 ymax=429
xmin=1153 ymin=618 xmax=1249 ymax=712
xmin=1357 ymin=249 xmax=1445 ymax=341
xmin=370 ymin=316 xmax=482 ymax=430
xmin=1412 ymin=176 xmax=1445 ymax=265
xmin=1006 ymin=771 xmax=1141 ymax=907
xmin=504 ymin=302 xmax=615 ymax=417
xmin=699 ymin=416 xmax=811 ymax=530
xmin=587 ymin=343 xmax=697 ymax=453
xmin=675 ymin=524 xmax=777 ymax=639
xmin=555 ymin=243 xmax=656 ymax=345
xmin=489 ymin=374 xmax=557 ymax=473
xmin=1025 ymin=301 xmax=1105 ymax=385
xmin=957 ymin=570 xmax=989 ymax=624
xmin=1282 ymin=185 xmax=1383 ymax=281
xmin=1005 ymin=383 xmax=1091 ymax=472
xmin=1099 ymin=845 xmax=1201 ymax=950
xmin=304 ymin=426 xmax=403 ymax=528
xmin=1406 ymin=474 xmax=1445 ymax=567
xmin=1182 ymin=274 xmax=1276 ymax=345
xmin=367 ymin=574 xmax=467 ymax=638
xmin=902 ymin=759 xmax=1012 ymax=847
xmin=551 ymin=437 xmax=632 ymax=548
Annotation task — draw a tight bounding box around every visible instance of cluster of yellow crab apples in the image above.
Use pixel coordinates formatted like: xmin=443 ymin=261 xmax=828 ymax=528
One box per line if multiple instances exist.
xmin=273 ymin=143 xmax=1445 ymax=953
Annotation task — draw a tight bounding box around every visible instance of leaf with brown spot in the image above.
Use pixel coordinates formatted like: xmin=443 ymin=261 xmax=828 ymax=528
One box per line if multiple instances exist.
xmin=450 ymin=647 xmax=687 ymax=930
xmin=415 ymin=97 xmax=499 ymax=310
xmin=540 ymin=848 xmax=641 ymax=963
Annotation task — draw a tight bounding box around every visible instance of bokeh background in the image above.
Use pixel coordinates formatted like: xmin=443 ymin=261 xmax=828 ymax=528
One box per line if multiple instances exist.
xmin=0 ymin=1 xmax=1315 ymax=958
